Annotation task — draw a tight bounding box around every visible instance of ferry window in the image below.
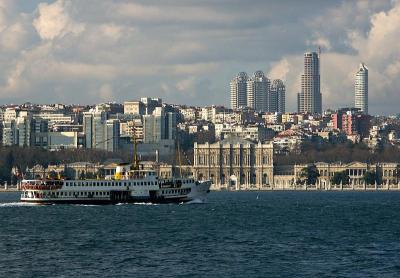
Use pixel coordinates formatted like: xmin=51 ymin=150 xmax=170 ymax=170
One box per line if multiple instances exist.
xmin=141 ymin=182 xmax=143 ymax=186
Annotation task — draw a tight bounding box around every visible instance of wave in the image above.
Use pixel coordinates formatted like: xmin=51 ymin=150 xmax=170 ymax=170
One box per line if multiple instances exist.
xmin=73 ymin=204 xmax=101 ymax=207
xmin=132 ymin=202 xmax=158 ymax=206
xmin=185 ymin=198 xmax=206 ymax=205
xmin=0 ymin=202 xmax=39 ymax=207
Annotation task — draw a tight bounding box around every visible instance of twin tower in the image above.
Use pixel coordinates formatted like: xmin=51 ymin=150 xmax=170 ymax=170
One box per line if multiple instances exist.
xmin=230 ymin=71 xmax=285 ymax=113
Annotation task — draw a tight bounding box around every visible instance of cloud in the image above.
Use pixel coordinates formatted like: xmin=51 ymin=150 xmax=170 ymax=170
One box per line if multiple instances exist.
xmin=268 ymin=0 xmax=399 ymax=114
xmin=268 ymin=58 xmax=290 ymax=81
xmin=33 ymin=0 xmax=84 ymax=40
xmin=0 ymin=0 xmax=398 ymax=115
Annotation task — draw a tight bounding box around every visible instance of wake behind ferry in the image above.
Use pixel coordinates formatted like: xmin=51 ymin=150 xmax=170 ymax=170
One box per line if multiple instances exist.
xmin=20 ymin=163 xmax=211 ymax=204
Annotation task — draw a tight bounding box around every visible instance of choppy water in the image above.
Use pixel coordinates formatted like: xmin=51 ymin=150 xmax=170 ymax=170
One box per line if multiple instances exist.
xmin=1 ymin=191 xmax=400 ymax=277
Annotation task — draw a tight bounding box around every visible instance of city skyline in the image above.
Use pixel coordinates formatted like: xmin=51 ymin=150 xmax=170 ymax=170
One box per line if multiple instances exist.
xmin=0 ymin=1 xmax=398 ymax=115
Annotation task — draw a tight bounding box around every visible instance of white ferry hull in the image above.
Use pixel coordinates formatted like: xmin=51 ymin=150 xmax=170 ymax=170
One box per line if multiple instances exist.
xmin=20 ymin=180 xmax=211 ymax=205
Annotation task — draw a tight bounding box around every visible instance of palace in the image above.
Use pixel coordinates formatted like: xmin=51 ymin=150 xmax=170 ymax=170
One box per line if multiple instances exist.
xmin=193 ymin=137 xmax=400 ymax=191
xmin=193 ymin=137 xmax=274 ymax=190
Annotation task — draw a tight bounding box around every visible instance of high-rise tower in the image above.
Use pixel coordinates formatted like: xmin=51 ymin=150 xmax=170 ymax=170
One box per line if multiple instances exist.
xmin=298 ymin=52 xmax=321 ymax=114
xmin=269 ymin=79 xmax=286 ymax=113
xmin=355 ymin=63 xmax=368 ymax=114
xmin=247 ymin=71 xmax=270 ymax=112
xmin=230 ymin=72 xmax=248 ymax=109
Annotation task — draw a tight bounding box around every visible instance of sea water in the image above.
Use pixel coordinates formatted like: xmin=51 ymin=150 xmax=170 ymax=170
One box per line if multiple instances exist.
xmin=1 ymin=191 xmax=400 ymax=277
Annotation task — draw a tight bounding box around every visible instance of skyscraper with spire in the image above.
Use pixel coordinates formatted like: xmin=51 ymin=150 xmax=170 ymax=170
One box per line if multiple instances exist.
xmin=355 ymin=63 xmax=368 ymax=114
xmin=298 ymin=51 xmax=321 ymax=114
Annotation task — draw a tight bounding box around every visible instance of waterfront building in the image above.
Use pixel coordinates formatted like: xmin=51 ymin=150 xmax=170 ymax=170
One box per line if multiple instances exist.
xmin=269 ymin=79 xmax=286 ymax=113
xmin=193 ymin=137 xmax=274 ymax=190
xmin=230 ymin=72 xmax=248 ymax=109
xmin=355 ymin=63 xmax=368 ymax=114
xmin=247 ymin=71 xmax=270 ymax=112
xmin=298 ymin=52 xmax=321 ymax=114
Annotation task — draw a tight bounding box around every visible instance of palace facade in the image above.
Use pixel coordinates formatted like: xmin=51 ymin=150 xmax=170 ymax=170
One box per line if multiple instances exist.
xmin=193 ymin=137 xmax=274 ymax=190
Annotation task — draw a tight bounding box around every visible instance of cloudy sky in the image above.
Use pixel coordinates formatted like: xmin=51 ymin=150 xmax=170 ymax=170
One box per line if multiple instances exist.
xmin=0 ymin=0 xmax=399 ymax=114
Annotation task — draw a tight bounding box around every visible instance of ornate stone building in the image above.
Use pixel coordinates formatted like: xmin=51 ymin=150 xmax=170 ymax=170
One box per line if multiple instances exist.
xmin=193 ymin=137 xmax=273 ymax=190
xmin=273 ymin=162 xmax=400 ymax=190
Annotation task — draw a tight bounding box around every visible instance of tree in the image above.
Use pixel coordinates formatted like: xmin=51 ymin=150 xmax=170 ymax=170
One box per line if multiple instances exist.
xmin=79 ymin=171 xmax=86 ymax=180
xmin=331 ymin=171 xmax=350 ymax=185
xmin=299 ymin=165 xmax=320 ymax=185
xmin=363 ymin=171 xmax=380 ymax=185
xmin=85 ymin=172 xmax=96 ymax=179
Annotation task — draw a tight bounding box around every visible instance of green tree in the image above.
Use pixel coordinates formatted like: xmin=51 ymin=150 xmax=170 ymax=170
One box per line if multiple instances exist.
xmin=299 ymin=165 xmax=320 ymax=185
xmin=331 ymin=171 xmax=350 ymax=185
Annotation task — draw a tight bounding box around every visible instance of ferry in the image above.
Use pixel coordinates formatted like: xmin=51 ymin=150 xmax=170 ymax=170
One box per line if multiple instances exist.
xmin=20 ymin=163 xmax=211 ymax=204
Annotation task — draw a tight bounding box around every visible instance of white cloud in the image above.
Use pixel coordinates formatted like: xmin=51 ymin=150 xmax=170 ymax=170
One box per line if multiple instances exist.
xmin=33 ymin=0 xmax=84 ymax=40
xmin=268 ymin=58 xmax=290 ymax=81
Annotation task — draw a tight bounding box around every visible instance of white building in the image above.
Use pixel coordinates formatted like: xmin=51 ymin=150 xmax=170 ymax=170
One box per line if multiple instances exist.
xmin=2 ymin=111 xmax=33 ymax=147
xmin=247 ymin=71 xmax=270 ymax=112
xmin=201 ymin=106 xmax=227 ymax=123
xmin=355 ymin=63 xmax=368 ymax=114
xmin=48 ymin=132 xmax=80 ymax=150
xmin=298 ymin=52 xmax=321 ymax=114
xmin=230 ymin=72 xmax=248 ymax=109
xmin=124 ymin=100 xmax=145 ymax=115
xmin=180 ymin=107 xmax=197 ymax=121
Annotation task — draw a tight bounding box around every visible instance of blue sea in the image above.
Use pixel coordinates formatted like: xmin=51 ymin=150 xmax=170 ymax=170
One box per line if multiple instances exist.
xmin=1 ymin=191 xmax=400 ymax=277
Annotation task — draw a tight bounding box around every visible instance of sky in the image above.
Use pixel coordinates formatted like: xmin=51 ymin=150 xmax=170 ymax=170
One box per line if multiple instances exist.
xmin=0 ymin=0 xmax=399 ymax=115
